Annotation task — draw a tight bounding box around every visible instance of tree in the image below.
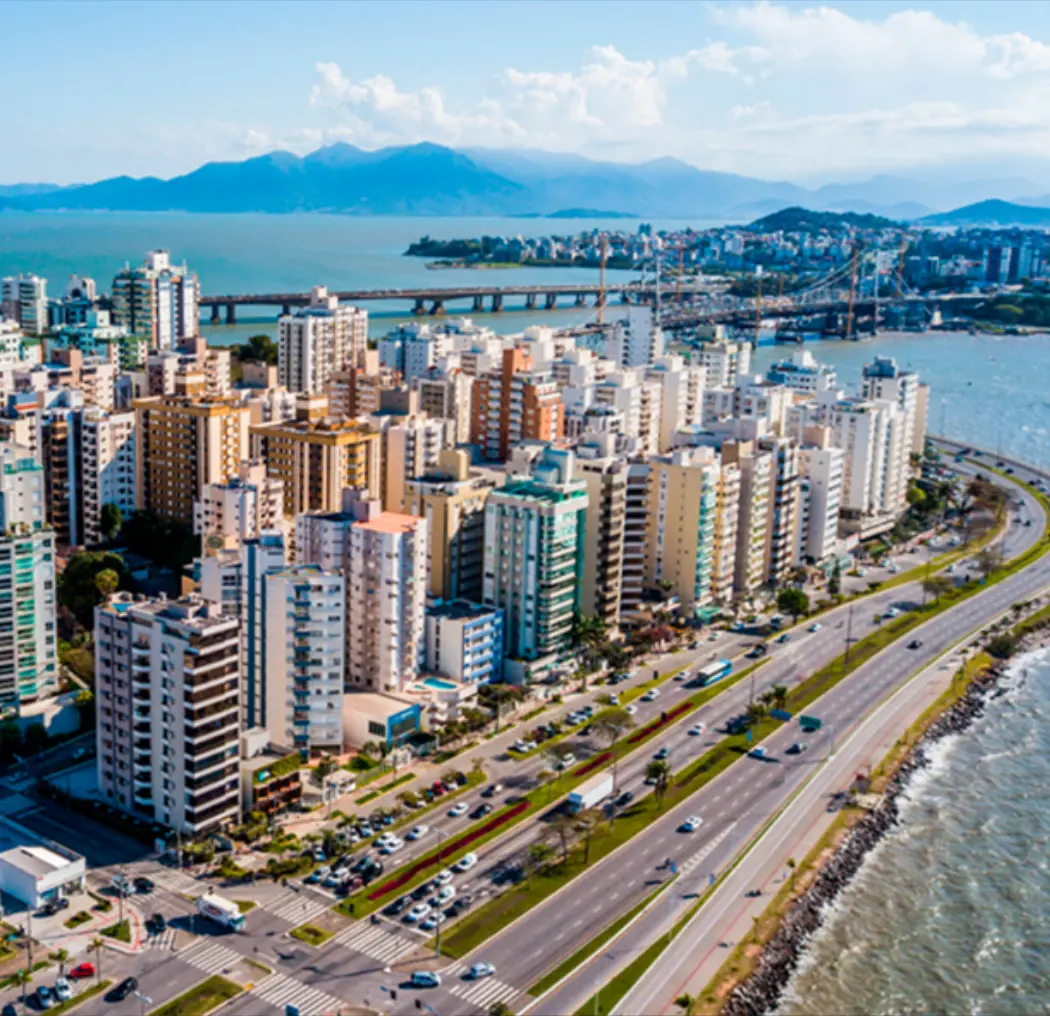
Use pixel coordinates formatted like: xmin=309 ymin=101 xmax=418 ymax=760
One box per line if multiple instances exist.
xmin=359 ymin=741 xmax=380 ymax=761
xmin=745 ymin=701 xmax=767 ymax=725
xmin=770 ymin=684 xmax=788 ymax=711
xmin=48 ymin=948 xmax=70 ymax=977
xmin=237 ymin=333 xmax=279 ymax=365
xmin=591 ymin=707 xmax=636 ymax=797
xmin=976 ymin=548 xmax=999 ymax=580
xmin=674 ymin=994 xmax=699 ymax=1016
xmin=89 ymin=937 xmax=105 ymax=983
xmin=646 ymin=760 xmax=671 ymax=806
xmin=526 ymin=841 xmax=556 ymax=876
xmin=572 ymin=613 xmax=608 ymax=676
xmin=94 ymin=568 xmax=120 ymax=599
xmin=547 ymin=812 xmax=578 ymax=863
xmin=310 ymin=756 xmax=337 ymax=787
xmin=906 ymin=485 xmax=926 ymax=510
xmin=58 ymin=551 xmax=129 ymax=628
xmin=12 ymin=967 xmax=31 ymax=1003
xmin=99 ymin=502 xmax=123 ymax=543
xmin=574 ymin=808 xmax=602 ymax=865
xmin=828 ymin=561 xmax=842 ymax=596
xmin=921 ymin=574 xmax=952 ymax=605
xmin=776 ymin=588 xmax=810 ymax=624
xmin=987 ymin=633 xmax=1019 ymax=659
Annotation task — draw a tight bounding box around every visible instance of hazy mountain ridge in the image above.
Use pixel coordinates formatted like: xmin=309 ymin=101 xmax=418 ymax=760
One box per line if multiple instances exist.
xmin=0 ymin=144 xmax=1045 ymax=219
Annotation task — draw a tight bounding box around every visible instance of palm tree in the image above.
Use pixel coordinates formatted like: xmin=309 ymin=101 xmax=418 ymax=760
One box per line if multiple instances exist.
xmin=89 ymin=937 xmax=105 ymax=984
xmin=572 ymin=613 xmax=608 ymax=681
xmin=745 ymin=701 xmax=767 ymax=726
xmin=646 ymin=760 xmax=671 ymax=806
xmin=12 ymin=967 xmax=31 ymax=1003
xmin=591 ymin=707 xmax=635 ymax=798
xmin=48 ymin=948 xmax=70 ymax=977
xmin=770 ymin=684 xmax=788 ymax=710
xmin=470 ymin=757 xmax=485 ymax=782
xmin=574 ymin=808 xmax=602 ymax=865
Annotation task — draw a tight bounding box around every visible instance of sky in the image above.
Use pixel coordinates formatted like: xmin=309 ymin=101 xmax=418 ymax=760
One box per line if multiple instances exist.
xmin=5 ymin=0 xmax=1050 ymax=186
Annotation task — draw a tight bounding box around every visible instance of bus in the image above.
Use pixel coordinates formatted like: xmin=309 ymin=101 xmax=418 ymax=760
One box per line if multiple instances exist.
xmin=695 ymin=659 xmax=733 ymax=687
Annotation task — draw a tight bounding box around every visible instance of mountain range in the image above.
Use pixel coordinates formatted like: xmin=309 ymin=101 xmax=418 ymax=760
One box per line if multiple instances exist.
xmin=1 ymin=143 xmax=1049 ymax=221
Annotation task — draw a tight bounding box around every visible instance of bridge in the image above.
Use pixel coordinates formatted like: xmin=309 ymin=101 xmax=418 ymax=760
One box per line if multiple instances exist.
xmin=198 ymin=282 xmax=685 ymax=323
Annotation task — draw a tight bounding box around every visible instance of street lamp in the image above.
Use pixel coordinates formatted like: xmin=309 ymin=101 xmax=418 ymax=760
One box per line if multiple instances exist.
xmin=133 ymin=990 xmax=152 ymax=1016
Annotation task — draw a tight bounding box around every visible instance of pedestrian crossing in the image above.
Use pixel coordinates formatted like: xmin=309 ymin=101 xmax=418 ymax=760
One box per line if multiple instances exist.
xmin=265 ymin=892 xmax=331 ymax=924
xmin=679 ymin=821 xmax=737 ymax=877
xmin=147 ymin=927 xmax=177 ymax=951
xmin=443 ymin=963 xmax=523 ymax=1011
xmin=332 ymin=921 xmax=417 ymax=964
xmin=251 ymin=972 xmax=343 ymax=1016
xmin=181 ymin=941 xmax=243 ymax=975
xmin=150 ymin=868 xmax=201 ymax=895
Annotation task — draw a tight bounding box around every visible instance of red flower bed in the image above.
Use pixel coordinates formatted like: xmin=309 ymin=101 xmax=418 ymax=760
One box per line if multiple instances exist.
xmin=570 ymin=751 xmax=613 ymax=779
xmin=626 ymin=702 xmax=692 ymax=744
xmin=367 ymin=799 xmax=532 ymax=901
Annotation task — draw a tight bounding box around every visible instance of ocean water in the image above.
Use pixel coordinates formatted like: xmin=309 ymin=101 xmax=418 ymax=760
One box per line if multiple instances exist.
xmin=778 ymin=652 xmax=1050 ymax=1016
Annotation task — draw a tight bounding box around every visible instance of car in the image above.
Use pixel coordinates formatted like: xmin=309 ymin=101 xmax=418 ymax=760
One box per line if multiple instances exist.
xmin=410 ymin=971 xmax=441 ymax=988
xmin=786 ymin=742 xmax=808 ymax=755
xmin=134 ymin=876 xmax=155 ymax=894
xmin=688 ymin=723 xmax=705 ymax=736
xmin=674 ymin=672 xmax=687 ymax=682
xmin=469 ymin=962 xmax=496 ymax=979
xmin=433 ymin=869 xmax=454 ymax=886
xmin=807 ymin=623 xmax=822 ymax=633
xmin=907 ymin=639 xmax=923 ymax=650
xmin=53 ymin=978 xmax=72 ymax=1002
xmin=615 ymin=790 xmax=634 ymax=807
xmin=433 ymin=885 xmax=456 ymax=904
xmin=146 ymin=913 xmax=167 ymax=935
xmin=406 ymin=825 xmax=429 ymax=841
xmin=449 ymin=802 xmax=470 ymax=818
xmin=313 ymin=849 xmax=327 ymax=862
xmin=749 ymin=746 xmax=767 ymax=759
xmin=641 ymin=688 xmax=660 ymax=702
xmin=680 ymin=816 xmax=703 ymax=833
xmin=653 ymin=746 xmax=670 ymax=761
xmin=608 ymin=693 xmax=620 ymax=705
xmin=69 ymin=963 xmax=95 ymax=981
xmin=108 ymin=978 xmax=138 ymax=1002
xmin=420 ymin=912 xmax=447 ymax=931
xmin=555 ymin=753 xmax=576 ymax=770
xmin=376 ymin=831 xmax=398 ymax=845
xmin=36 ymin=986 xmax=54 ymax=1010
xmin=624 ymin=704 xmax=638 ymax=716
xmin=747 ymin=645 xmax=768 ymax=659
xmin=411 ymin=882 xmax=433 ymax=901
xmin=453 ymin=852 xmax=478 ymax=872
xmin=384 ymin=896 xmax=410 ymax=917
xmin=378 ymin=840 xmax=404 ymax=856
xmin=1 ymin=1004 xmax=15 ymax=1016
xmin=40 ymin=897 xmax=70 ymax=916
xmin=357 ymin=823 xmax=374 ymax=837
xmin=405 ymin=903 xmax=432 ymax=923
xmin=471 ymin=803 xmax=493 ymax=819
xmin=480 ymin=783 xmax=503 ymax=798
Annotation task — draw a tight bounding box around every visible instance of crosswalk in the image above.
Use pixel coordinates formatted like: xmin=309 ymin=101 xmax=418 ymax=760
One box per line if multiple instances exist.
xmin=679 ymin=821 xmax=737 ymax=877
xmin=331 ymin=921 xmax=418 ymax=964
xmin=147 ymin=927 xmax=177 ymax=951
xmin=181 ymin=941 xmax=243 ymax=975
xmin=150 ymin=868 xmax=202 ymax=895
xmin=443 ymin=963 xmax=523 ymax=1011
xmin=265 ymin=892 xmax=331 ymax=925
xmin=251 ymin=972 xmax=343 ymax=1016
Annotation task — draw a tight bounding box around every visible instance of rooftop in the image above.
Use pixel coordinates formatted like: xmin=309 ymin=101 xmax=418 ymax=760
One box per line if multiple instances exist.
xmin=354 ymin=511 xmax=424 ymax=535
xmin=428 ymin=599 xmax=501 ymax=622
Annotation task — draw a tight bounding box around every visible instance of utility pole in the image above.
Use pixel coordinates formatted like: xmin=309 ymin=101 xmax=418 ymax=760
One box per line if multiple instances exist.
xmin=843 ymin=603 xmax=855 ymax=673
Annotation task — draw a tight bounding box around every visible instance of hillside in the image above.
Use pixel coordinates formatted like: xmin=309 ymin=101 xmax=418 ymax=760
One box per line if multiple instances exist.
xmin=921 ymin=199 xmax=1050 ymax=227
xmin=747 ymin=206 xmax=899 ymax=232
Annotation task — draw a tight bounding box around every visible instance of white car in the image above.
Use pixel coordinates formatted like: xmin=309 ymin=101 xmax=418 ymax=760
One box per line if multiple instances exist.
xmin=624 ymin=704 xmax=638 ymax=715
xmin=807 ymin=622 xmax=822 ymax=633
xmin=688 ymin=723 xmax=704 ymax=736
xmin=406 ymin=902 xmax=431 ymax=922
xmin=420 ymin=912 xmax=448 ymax=932
xmin=641 ymin=688 xmax=660 ymax=702
xmin=886 ymin=607 xmax=900 ymax=619
xmin=453 ymin=852 xmax=478 ymax=872
xmin=378 ymin=839 xmax=403 ymax=855
xmin=376 ymin=832 xmax=397 ymax=845
xmin=54 ymin=978 xmax=72 ymax=1002
xmin=555 ymin=753 xmax=576 ymax=770
xmin=470 ymin=962 xmax=496 ymax=979
xmin=433 ymin=885 xmax=456 ymax=904
xmin=608 ymin=693 xmax=620 ymax=705
xmin=433 ymin=869 xmax=455 ymax=886
xmin=448 ymin=802 xmax=470 ymax=817
xmin=406 ymin=825 xmax=429 ymax=841
xmin=679 ymin=816 xmax=703 ymax=833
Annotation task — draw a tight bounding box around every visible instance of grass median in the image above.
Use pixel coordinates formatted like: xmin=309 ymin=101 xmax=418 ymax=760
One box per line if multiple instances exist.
xmin=147 ymin=976 xmax=242 ymax=1016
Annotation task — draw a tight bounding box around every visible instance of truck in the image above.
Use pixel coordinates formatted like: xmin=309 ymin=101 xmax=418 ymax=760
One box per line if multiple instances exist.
xmin=197 ymin=892 xmax=246 ymax=932
xmin=567 ymin=772 xmax=614 ymax=814
xmin=799 ymin=715 xmax=823 ymax=733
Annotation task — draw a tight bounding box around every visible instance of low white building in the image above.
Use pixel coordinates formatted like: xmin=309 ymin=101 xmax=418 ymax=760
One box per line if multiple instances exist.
xmin=0 ymin=816 xmax=85 ymax=908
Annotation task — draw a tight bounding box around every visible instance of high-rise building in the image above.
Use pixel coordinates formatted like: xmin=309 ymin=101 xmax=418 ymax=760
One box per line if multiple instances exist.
xmin=608 ymin=305 xmax=664 ymax=368
xmin=80 ymin=407 xmax=137 ymax=546
xmin=0 ymin=443 xmax=58 ymax=709
xmin=1 ymin=274 xmax=48 ymax=335
xmin=861 ymin=356 xmax=924 ymax=456
xmin=723 ymin=440 xmax=773 ymax=599
xmin=134 ymin=396 xmax=250 ymax=525
xmin=483 ymin=449 xmax=587 ymax=664
xmin=40 ymin=402 xmax=82 ymax=546
xmin=471 ymin=348 xmax=564 ymax=461
xmin=111 ymin=250 xmax=199 ymax=350
xmin=373 ymin=413 xmax=447 ymax=513
xmin=619 ymin=459 xmax=650 ymax=614
xmin=250 ymin=414 xmax=380 ymax=518
xmin=194 ymin=460 xmax=284 ymax=553
xmin=403 ymin=449 xmax=492 ymax=603
xmin=646 ymin=354 xmax=705 ymax=452
xmin=758 ymin=434 xmax=800 ymax=587
xmin=797 ymin=439 xmax=844 ymax=563
xmin=594 ymin=369 xmax=661 ymax=455
xmin=698 ymin=340 xmax=751 ymax=390
xmin=278 ymin=287 xmax=367 ymax=395
xmin=94 ymin=593 xmax=241 ymax=835
xmin=765 ymin=350 xmax=838 ymax=395
xmin=424 ymin=601 xmax=505 ymax=685
xmin=414 ymin=369 xmax=474 ymax=446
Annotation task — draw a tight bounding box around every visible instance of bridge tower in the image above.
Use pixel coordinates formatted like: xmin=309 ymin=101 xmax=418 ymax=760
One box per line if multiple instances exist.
xmin=597 ymin=234 xmax=608 ymax=325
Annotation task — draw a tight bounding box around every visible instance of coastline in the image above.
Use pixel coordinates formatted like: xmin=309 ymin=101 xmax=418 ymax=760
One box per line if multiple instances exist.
xmin=716 ymin=610 xmax=1050 ymax=1016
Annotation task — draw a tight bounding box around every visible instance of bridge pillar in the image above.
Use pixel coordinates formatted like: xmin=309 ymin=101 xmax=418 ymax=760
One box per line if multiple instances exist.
xmin=209 ymin=304 xmax=221 ymax=324
xmin=525 ymin=293 xmax=537 ymax=310
xmin=594 ymin=292 xmax=606 ymax=307
xmin=545 ymin=293 xmax=557 ymax=310
xmin=414 ymin=298 xmax=426 ymax=316
xmin=281 ymin=304 xmax=291 ymax=316
xmin=620 ymin=292 xmax=632 ymax=304
xmin=491 ymin=293 xmax=503 ymax=313
xmin=473 ymin=294 xmax=485 ymax=313
xmin=574 ymin=293 xmax=586 ymax=307
xmin=225 ymin=303 xmax=236 ymax=325
xmin=429 ymin=300 xmax=445 ymax=316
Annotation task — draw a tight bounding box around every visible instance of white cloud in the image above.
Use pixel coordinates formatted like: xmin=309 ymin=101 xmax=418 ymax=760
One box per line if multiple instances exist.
xmin=298 ymin=4 xmax=1050 ymax=180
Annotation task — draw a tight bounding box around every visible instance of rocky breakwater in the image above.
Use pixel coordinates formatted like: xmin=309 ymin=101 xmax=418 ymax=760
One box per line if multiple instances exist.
xmin=722 ymin=662 xmax=1015 ymax=1016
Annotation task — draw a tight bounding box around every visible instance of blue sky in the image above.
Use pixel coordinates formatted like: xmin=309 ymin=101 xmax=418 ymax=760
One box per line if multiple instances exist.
xmin=5 ymin=0 xmax=1050 ymax=185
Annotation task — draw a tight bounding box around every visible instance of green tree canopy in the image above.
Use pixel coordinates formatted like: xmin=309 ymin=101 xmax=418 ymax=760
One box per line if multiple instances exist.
xmin=99 ymin=502 xmax=123 ymax=543
xmin=58 ymin=551 xmax=129 ymax=628
xmin=776 ymin=587 xmax=810 ymax=622
xmin=236 ymin=334 xmax=279 ymax=364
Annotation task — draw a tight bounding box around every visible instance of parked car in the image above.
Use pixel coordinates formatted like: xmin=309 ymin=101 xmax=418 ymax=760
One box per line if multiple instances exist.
xmin=40 ymin=897 xmax=70 ymax=916
xmin=35 ymin=985 xmax=54 ymax=1010
xmin=53 ymin=978 xmax=72 ymax=1002
xmin=69 ymin=963 xmax=95 ymax=981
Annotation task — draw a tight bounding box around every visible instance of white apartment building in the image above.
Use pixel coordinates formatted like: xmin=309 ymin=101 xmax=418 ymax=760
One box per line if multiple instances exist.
xmin=861 ymin=356 xmax=925 ymax=455
xmin=111 ymin=250 xmax=199 ymax=350
xmin=379 ymin=324 xmax=453 ymax=381
xmin=263 ymin=565 xmax=345 ymax=752
xmin=646 ymin=354 xmax=705 ymax=452
xmin=766 ymin=349 xmax=838 ymax=395
xmin=594 ymin=370 xmax=661 ymax=456
xmin=608 ymin=305 xmax=664 ymax=368
xmin=80 ymin=408 xmax=137 ymax=545
xmin=414 ymin=370 xmax=473 ymax=446
xmin=723 ymin=441 xmax=773 ymax=599
xmin=698 ymin=340 xmax=751 ymax=389
xmin=194 ymin=460 xmax=284 ymax=553
xmin=0 ymin=444 xmax=58 ymax=709
xmin=373 ymin=413 xmax=447 ymax=513
xmin=94 ymin=593 xmax=241 ymax=835
xmin=1 ymin=275 xmax=48 ymax=335
xmin=797 ymin=444 xmax=844 ymax=563
xmin=278 ymin=286 xmax=368 ymax=394
xmin=0 ymin=320 xmax=22 ymax=362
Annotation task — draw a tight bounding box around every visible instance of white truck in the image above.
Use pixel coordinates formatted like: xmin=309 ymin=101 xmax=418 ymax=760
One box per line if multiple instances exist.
xmin=567 ymin=772 xmax=614 ymax=814
xmin=197 ymin=892 xmax=246 ymax=932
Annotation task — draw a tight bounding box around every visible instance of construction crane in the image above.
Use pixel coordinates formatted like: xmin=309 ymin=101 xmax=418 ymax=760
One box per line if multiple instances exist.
xmin=754 ymin=273 xmax=763 ymax=348
xmin=896 ymin=234 xmax=908 ymax=297
xmin=597 ymin=234 xmax=608 ymax=325
xmin=676 ymin=243 xmax=684 ymax=305
xmin=844 ymin=246 xmax=859 ymax=339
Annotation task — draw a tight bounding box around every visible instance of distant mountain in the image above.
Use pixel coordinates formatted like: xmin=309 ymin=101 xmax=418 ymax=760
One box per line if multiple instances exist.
xmin=921 ymin=199 xmax=1050 ymax=227
xmin=545 ymin=208 xmax=638 ymax=219
xmin=747 ymin=206 xmax=899 ymax=232
xmin=0 ymin=183 xmax=64 ymax=197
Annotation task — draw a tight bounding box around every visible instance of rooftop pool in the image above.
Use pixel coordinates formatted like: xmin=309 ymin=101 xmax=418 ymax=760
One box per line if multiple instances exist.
xmin=422 ymin=677 xmax=458 ymax=690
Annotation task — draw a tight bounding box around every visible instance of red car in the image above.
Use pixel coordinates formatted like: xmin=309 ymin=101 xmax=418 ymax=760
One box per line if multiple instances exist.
xmin=431 ymin=781 xmax=446 ymax=796
xmin=69 ymin=962 xmax=96 ymax=980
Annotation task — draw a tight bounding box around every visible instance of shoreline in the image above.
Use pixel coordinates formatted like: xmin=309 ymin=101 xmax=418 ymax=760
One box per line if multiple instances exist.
xmin=720 ymin=621 xmax=1050 ymax=1016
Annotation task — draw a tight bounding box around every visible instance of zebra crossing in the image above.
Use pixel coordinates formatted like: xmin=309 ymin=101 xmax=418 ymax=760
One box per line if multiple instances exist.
xmin=251 ymin=973 xmax=343 ymax=1016
xmin=181 ymin=941 xmax=243 ymax=975
xmin=264 ymin=892 xmax=331 ymax=924
xmin=147 ymin=927 xmax=177 ymax=951
xmin=331 ymin=921 xmax=417 ymax=964
xmin=150 ymin=868 xmax=202 ymax=894
xmin=679 ymin=821 xmax=737 ymax=876
xmin=443 ymin=963 xmax=523 ymax=1011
